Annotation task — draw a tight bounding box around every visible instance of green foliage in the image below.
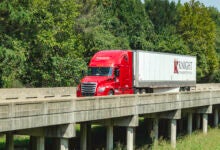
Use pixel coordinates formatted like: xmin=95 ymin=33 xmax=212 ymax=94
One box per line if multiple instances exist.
xmin=0 ymin=0 xmax=86 ymax=87
xmin=177 ymin=0 xmax=219 ymax=81
xmin=208 ymin=7 xmax=220 ymax=26
xmin=103 ymin=0 xmax=155 ymax=49
xmin=37 ymin=56 xmax=86 ymax=86
xmin=144 ymin=0 xmax=190 ymax=55
xmin=153 ymin=26 xmax=190 ymax=54
xmin=145 ymin=0 xmax=179 ymax=32
xmin=0 ymin=0 xmax=219 ymax=87
xmin=208 ymin=6 xmax=220 ymax=82
xmin=75 ymin=2 xmax=130 ymax=62
xmin=0 ymin=1 xmax=30 ymax=87
xmin=0 ymin=135 xmax=29 ymax=149
xmin=152 ymin=129 xmax=220 ymax=150
xmin=22 ymin=0 xmax=86 ymax=87
xmin=209 ymin=8 xmax=220 ymax=54
xmin=77 ymin=0 xmax=155 ymax=61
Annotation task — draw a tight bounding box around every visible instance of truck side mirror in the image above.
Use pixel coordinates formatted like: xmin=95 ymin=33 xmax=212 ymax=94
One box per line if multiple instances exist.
xmin=81 ymin=70 xmax=85 ymax=76
xmin=115 ymin=69 xmax=120 ymax=77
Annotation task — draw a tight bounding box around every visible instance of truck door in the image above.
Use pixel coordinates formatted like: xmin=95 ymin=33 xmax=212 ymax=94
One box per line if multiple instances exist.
xmin=114 ymin=54 xmax=130 ymax=94
xmin=119 ymin=55 xmax=130 ymax=94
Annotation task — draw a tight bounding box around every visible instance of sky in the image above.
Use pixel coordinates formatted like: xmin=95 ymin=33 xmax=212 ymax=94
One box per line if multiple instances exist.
xmin=171 ymin=0 xmax=220 ymax=10
xmin=141 ymin=0 xmax=220 ymax=10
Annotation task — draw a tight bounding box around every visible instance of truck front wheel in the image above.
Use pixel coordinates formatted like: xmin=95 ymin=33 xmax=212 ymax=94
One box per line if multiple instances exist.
xmin=108 ymin=90 xmax=114 ymax=95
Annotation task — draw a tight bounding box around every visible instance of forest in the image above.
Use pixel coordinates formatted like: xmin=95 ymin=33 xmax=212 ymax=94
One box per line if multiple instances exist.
xmin=0 ymin=0 xmax=220 ymax=88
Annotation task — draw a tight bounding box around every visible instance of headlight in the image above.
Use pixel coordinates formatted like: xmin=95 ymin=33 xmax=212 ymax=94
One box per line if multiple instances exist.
xmin=98 ymin=87 xmax=106 ymax=93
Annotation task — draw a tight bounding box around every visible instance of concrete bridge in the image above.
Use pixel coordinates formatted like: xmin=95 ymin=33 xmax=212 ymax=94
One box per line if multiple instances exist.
xmin=0 ymin=85 xmax=220 ymax=150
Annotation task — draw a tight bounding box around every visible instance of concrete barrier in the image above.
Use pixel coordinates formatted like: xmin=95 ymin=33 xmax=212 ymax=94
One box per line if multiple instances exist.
xmin=0 ymin=85 xmax=219 ymax=150
xmin=0 ymin=87 xmax=76 ymax=100
xmin=196 ymin=83 xmax=220 ymax=91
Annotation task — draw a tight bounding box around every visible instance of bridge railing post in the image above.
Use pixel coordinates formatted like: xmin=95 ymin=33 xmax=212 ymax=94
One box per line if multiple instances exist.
xmin=106 ymin=123 xmax=114 ymax=150
xmin=126 ymin=127 xmax=134 ymax=150
xmin=203 ymin=114 xmax=208 ymax=134
xmin=187 ymin=112 xmax=193 ymax=135
xmin=80 ymin=123 xmax=88 ymax=150
xmin=214 ymin=108 xmax=219 ymax=127
xmin=171 ymin=119 xmax=177 ymax=148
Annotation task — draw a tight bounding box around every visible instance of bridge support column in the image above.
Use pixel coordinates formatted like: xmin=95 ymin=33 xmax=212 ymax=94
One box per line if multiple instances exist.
xmin=152 ymin=118 xmax=159 ymax=145
xmin=187 ymin=113 xmax=192 ymax=135
xmin=53 ymin=138 xmax=69 ymax=150
xmin=203 ymin=114 xmax=208 ymax=134
xmin=80 ymin=123 xmax=88 ymax=150
xmin=127 ymin=127 xmax=134 ymax=150
xmin=170 ymin=119 xmax=176 ymax=148
xmin=22 ymin=124 xmax=74 ymax=150
xmin=214 ymin=108 xmax=219 ymax=127
xmin=94 ymin=116 xmax=138 ymax=150
xmin=87 ymin=123 xmax=92 ymax=150
xmin=106 ymin=124 xmax=113 ymax=150
xmin=6 ymin=133 xmax=14 ymax=150
xmin=196 ymin=114 xmax=201 ymax=129
xmin=30 ymin=136 xmax=44 ymax=150
xmin=196 ymin=105 xmax=212 ymax=132
xmin=144 ymin=110 xmax=180 ymax=148
xmin=58 ymin=138 xmax=69 ymax=150
xmin=36 ymin=136 xmax=44 ymax=150
xmin=133 ymin=128 xmax=136 ymax=148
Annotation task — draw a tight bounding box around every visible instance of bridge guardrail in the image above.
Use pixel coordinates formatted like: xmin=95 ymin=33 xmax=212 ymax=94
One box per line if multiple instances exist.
xmin=0 ymin=83 xmax=219 ymax=100
xmin=0 ymin=87 xmax=76 ymax=100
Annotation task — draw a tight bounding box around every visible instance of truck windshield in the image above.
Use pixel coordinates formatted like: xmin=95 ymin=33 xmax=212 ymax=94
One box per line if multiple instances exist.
xmin=88 ymin=67 xmax=113 ymax=76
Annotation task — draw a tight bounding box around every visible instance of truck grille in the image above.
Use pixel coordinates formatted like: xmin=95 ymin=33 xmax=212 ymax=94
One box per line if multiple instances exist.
xmin=81 ymin=82 xmax=97 ymax=96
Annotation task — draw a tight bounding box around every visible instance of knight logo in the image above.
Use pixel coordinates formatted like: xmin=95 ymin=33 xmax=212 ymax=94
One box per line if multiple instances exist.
xmin=174 ymin=59 xmax=179 ymax=73
xmin=174 ymin=59 xmax=192 ymax=74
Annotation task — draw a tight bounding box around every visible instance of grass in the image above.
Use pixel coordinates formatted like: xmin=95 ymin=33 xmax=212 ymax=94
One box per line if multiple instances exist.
xmin=150 ymin=128 xmax=220 ymax=150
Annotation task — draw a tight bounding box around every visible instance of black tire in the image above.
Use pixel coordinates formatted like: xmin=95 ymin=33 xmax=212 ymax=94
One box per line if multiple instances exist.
xmin=140 ymin=89 xmax=146 ymax=94
xmin=134 ymin=88 xmax=139 ymax=94
xmin=108 ymin=90 xmax=114 ymax=95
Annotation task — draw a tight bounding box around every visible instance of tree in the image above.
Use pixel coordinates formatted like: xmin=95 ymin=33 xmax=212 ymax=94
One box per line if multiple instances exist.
xmin=153 ymin=26 xmax=190 ymax=54
xmin=75 ymin=1 xmax=131 ymax=63
xmin=105 ymin=0 xmax=155 ymax=49
xmin=76 ymin=0 xmax=155 ymax=62
xmin=22 ymin=0 xmax=86 ymax=87
xmin=0 ymin=1 xmax=30 ymax=87
xmin=208 ymin=7 xmax=220 ymax=54
xmin=177 ymin=0 xmax=219 ymax=81
xmin=0 ymin=0 xmax=87 ymax=87
xmin=145 ymin=0 xmax=179 ymax=32
xmin=144 ymin=0 xmax=189 ymax=54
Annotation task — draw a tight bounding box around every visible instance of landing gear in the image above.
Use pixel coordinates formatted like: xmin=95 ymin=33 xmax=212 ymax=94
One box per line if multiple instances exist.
xmin=180 ymin=87 xmax=190 ymax=92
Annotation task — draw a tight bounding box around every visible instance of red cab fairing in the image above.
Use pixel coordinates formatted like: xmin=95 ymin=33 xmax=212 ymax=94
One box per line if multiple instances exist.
xmin=77 ymin=50 xmax=133 ymax=97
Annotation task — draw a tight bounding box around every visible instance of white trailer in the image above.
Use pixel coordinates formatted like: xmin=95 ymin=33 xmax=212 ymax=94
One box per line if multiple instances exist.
xmin=133 ymin=50 xmax=196 ymax=93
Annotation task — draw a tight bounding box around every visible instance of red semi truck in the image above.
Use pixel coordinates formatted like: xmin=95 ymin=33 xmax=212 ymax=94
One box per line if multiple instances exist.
xmin=76 ymin=50 xmax=196 ymax=97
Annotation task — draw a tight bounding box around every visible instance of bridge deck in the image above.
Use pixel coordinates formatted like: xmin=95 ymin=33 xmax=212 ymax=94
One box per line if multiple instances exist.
xmin=0 ymin=87 xmax=219 ymax=132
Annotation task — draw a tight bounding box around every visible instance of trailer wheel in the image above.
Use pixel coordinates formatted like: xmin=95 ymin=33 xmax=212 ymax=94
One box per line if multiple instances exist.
xmin=108 ymin=90 xmax=114 ymax=95
xmin=141 ymin=89 xmax=146 ymax=94
xmin=134 ymin=88 xmax=139 ymax=94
